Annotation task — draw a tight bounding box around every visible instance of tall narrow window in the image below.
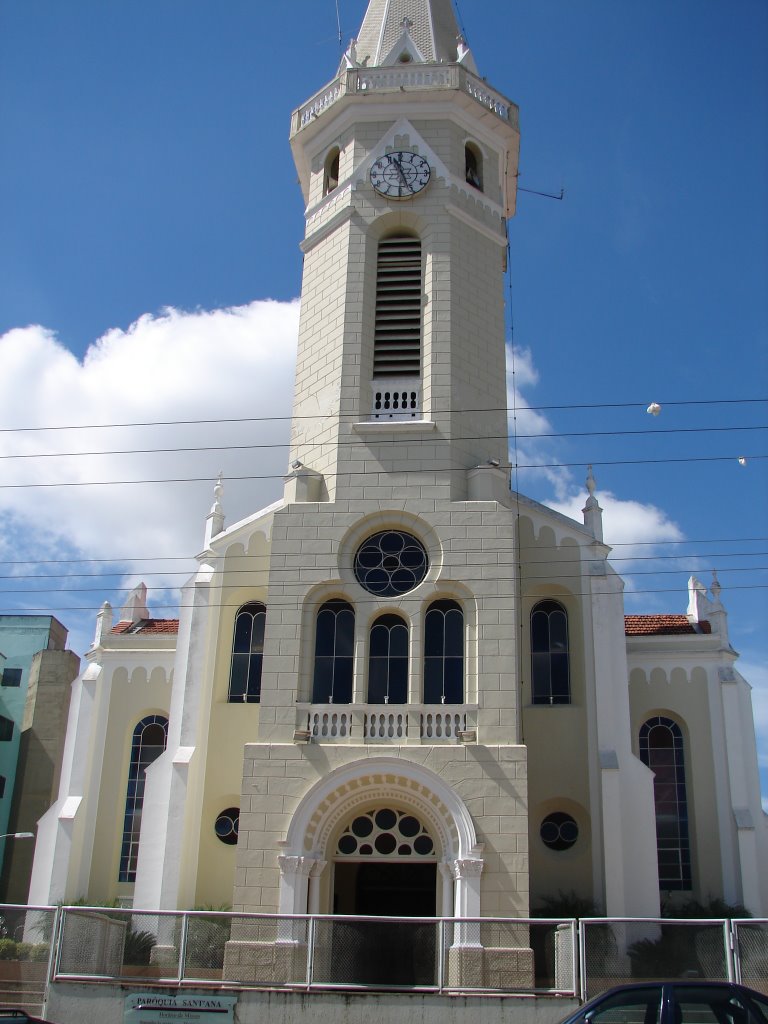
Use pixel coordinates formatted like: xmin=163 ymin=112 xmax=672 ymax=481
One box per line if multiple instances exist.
xmin=312 ymin=600 xmax=354 ymax=704
xmin=640 ymin=716 xmax=692 ymax=890
xmin=118 ymin=715 xmax=168 ymax=883
xmin=228 ymin=602 xmax=266 ymax=703
xmin=374 ymin=234 xmax=422 ymax=377
xmin=531 ymin=600 xmax=570 ymax=705
xmin=368 ymin=615 xmax=408 ymax=704
xmin=424 ymin=600 xmax=464 ymax=704
xmin=323 ymin=146 xmax=340 ymax=195
xmin=465 ymin=142 xmax=483 ymax=190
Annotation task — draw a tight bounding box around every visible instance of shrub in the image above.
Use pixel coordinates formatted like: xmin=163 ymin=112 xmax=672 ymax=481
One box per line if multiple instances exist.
xmin=0 ymin=939 xmax=18 ymax=960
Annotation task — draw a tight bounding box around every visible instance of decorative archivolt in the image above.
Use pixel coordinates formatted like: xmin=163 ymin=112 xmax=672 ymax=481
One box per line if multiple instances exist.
xmin=283 ymin=756 xmax=479 ymax=865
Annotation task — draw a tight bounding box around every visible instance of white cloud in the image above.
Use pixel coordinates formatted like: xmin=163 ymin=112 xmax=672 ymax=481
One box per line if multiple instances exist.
xmin=0 ymin=301 xmax=298 ymax=639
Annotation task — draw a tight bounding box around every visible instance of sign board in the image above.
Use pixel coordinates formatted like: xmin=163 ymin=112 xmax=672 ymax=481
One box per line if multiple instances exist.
xmin=124 ymin=992 xmax=237 ymax=1023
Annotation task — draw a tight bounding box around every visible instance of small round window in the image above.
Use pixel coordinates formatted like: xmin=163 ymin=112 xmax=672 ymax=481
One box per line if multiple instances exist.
xmin=215 ymin=807 xmax=240 ymax=846
xmin=354 ymin=531 xmax=428 ymax=596
xmin=540 ymin=812 xmax=578 ymax=851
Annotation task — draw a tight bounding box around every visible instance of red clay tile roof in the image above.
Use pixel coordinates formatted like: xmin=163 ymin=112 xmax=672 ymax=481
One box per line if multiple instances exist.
xmin=111 ymin=619 xmax=179 ymax=635
xmin=625 ymin=614 xmax=711 ymax=636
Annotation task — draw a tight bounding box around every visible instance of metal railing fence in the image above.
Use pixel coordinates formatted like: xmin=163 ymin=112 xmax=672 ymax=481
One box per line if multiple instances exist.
xmin=0 ymin=906 xmax=764 ymax=1000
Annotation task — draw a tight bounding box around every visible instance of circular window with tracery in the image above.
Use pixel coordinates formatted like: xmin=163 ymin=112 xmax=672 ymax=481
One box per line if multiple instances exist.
xmin=540 ymin=812 xmax=578 ymax=851
xmin=215 ymin=807 xmax=240 ymax=846
xmin=354 ymin=531 xmax=428 ymax=596
xmin=336 ymin=808 xmax=435 ymax=858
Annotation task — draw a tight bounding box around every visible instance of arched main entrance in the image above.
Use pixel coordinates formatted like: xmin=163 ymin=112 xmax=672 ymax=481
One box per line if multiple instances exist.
xmin=332 ymin=806 xmax=438 ymax=916
xmin=277 ymin=758 xmax=484 ymax=987
xmin=277 ymin=756 xmax=484 ymax=913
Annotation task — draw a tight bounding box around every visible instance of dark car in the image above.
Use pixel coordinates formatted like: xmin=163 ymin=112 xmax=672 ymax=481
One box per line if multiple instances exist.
xmin=0 ymin=1011 xmax=57 ymax=1023
xmin=558 ymin=983 xmax=768 ymax=1024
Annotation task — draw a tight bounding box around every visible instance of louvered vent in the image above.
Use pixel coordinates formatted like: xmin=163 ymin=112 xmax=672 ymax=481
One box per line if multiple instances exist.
xmin=374 ymin=234 xmax=422 ymax=377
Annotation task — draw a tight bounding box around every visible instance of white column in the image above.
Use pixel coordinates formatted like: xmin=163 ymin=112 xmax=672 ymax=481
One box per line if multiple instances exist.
xmin=277 ymin=854 xmax=315 ymax=943
xmin=308 ymin=859 xmax=326 ymax=916
xmin=452 ymin=858 xmax=483 ymax=946
xmin=438 ymin=861 xmax=454 ymax=918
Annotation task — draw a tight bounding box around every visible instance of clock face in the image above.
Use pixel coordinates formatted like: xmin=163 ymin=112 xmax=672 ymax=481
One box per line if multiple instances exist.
xmin=370 ymin=151 xmax=431 ymax=199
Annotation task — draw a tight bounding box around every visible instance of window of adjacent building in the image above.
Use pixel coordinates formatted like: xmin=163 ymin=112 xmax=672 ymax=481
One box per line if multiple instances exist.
xmin=373 ymin=234 xmax=422 ymax=378
xmin=323 ymin=146 xmax=340 ymax=196
xmin=424 ymin=600 xmax=464 ymax=704
xmin=368 ymin=615 xmax=408 ymax=704
xmin=465 ymin=142 xmax=483 ymax=190
xmin=1 ymin=668 xmax=22 ymax=688
xmin=0 ymin=717 xmax=13 ymax=742
xmin=312 ymin=600 xmax=354 ymax=704
xmin=530 ymin=599 xmax=571 ymax=705
xmin=0 ymin=776 xmax=5 ymax=798
xmin=118 ymin=715 xmax=168 ymax=883
xmin=639 ymin=716 xmax=692 ymax=890
xmin=228 ymin=602 xmax=266 ymax=703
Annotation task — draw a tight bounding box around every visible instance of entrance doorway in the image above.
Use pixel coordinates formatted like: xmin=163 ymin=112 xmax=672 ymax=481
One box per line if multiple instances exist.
xmin=319 ymin=861 xmax=438 ymax=986
xmin=334 ymin=861 xmax=436 ymax=916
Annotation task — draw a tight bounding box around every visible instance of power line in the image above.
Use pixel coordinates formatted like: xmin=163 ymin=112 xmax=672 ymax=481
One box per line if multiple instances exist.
xmin=0 ymin=396 xmax=764 ymax=434
xmin=0 ymin=424 xmax=764 ymax=461
xmin=0 ymin=537 xmax=766 ymax=568
xmin=2 ymin=581 xmax=767 ymax=618
xmin=0 ymin=453 xmax=764 ymax=489
xmin=2 ymin=564 xmax=767 ymax=597
xmin=3 ymin=548 xmax=766 ymax=582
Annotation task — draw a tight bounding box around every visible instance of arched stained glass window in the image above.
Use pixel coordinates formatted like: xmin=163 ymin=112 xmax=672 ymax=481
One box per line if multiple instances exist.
xmin=118 ymin=715 xmax=168 ymax=883
xmin=424 ymin=600 xmax=464 ymax=704
xmin=312 ymin=600 xmax=354 ymax=704
xmin=368 ymin=615 xmax=408 ymax=704
xmin=228 ymin=602 xmax=266 ymax=703
xmin=531 ymin=600 xmax=570 ymax=705
xmin=640 ymin=716 xmax=692 ymax=891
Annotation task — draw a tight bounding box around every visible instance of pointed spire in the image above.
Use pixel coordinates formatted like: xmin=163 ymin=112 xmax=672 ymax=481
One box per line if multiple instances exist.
xmin=93 ymin=601 xmax=113 ymax=647
xmin=356 ymin=0 xmax=469 ymax=68
xmin=582 ymin=465 xmax=604 ymax=542
xmin=121 ymin=582 xmax=149 ymax=624
xmin=204 ymin=472 xmax=226 ymax=548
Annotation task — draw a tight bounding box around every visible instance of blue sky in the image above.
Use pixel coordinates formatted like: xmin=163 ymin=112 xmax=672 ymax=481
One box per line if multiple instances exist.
xmin=0 ymin=1 xmax=766 ymax=797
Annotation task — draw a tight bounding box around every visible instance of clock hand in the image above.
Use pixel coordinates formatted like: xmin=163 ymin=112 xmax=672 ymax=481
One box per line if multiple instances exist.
xmin=392 ymin=156 xmax=409 ymax=187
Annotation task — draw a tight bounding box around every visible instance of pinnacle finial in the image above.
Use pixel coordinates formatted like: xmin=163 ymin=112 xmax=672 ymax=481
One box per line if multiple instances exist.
xmin=204 ymin=472 xmax=226 ymax=546
xmin=212 ymin=471 xmax=224 ymax=513
xmin=582 ymin=465 xmax=603 ymax=542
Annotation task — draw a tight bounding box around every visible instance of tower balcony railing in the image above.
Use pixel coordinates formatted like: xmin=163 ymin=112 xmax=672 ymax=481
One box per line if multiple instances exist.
xmin=291 ymin=65 xmax=518 ymax=136
xmin=294 ymin=703 xmax=478 ymax=744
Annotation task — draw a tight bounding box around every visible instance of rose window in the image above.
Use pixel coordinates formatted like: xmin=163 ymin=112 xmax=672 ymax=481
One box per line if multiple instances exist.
xmin=354 ymin=531 xmax=428 ymax=596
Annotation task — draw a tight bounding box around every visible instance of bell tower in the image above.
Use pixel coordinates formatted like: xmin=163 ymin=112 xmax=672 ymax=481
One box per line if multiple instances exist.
xmin=285 ymin=0 xmax=519 ymax=504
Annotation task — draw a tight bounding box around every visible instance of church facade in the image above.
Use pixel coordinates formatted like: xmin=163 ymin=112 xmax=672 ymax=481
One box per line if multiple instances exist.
xmin=29 ymin=0 xmax=767 ymax=942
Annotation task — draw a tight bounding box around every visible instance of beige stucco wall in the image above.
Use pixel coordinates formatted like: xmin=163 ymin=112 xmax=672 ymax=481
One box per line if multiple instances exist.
xmin=628 ymin=662 xmax=726 ymax=904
